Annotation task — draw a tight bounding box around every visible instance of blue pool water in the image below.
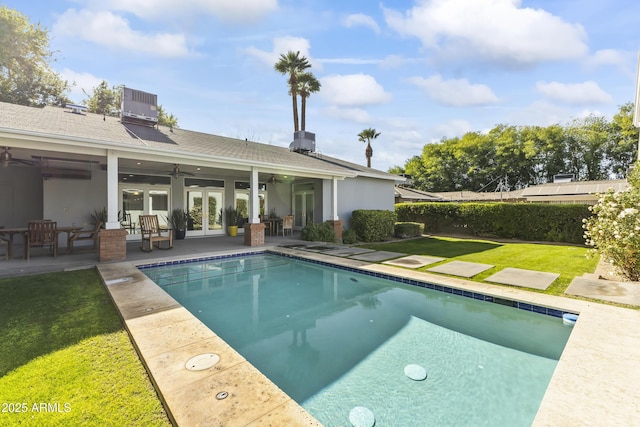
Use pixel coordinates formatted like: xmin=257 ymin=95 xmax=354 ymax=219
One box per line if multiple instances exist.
xmin=141 ymin=253 xmax=573 ymax=426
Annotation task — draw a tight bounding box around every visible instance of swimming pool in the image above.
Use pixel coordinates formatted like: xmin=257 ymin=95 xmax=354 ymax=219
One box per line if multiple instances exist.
xmin=140 ymin=252 xmax=574 ymax=426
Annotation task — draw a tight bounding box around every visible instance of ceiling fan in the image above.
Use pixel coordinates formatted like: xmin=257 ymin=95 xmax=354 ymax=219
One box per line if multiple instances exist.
xmin=1 ymin=146 xmax=38 ymax=167
xmin=168 ymin=164 xmax=195 ymax=178
xmin=267 ymin=174 xmax=283 ymax=184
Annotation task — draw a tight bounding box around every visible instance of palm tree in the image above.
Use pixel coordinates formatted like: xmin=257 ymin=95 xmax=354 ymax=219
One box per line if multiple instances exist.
xmin=296 ymin=72 xmax=321 ymax=131
xmin=358 ymin=128 xmax=381 ymax=168
xmin=274 ymin=51 xmax=311 ymax=132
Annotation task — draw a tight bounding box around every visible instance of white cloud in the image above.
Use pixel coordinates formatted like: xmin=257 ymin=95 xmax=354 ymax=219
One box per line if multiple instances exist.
xmin=536 ymin=81 xmax=613 ymax=104
xmin=324 ymin=106 xmax=372 ymax=123
xmin=383 ymin=0 xmax=588 ymax=66
xmin=101 ymin=0 xmax=278 ymax=24
xmin=59 ymin=69 xmax=105 ymax=104
xmin=431 ymin=119 xmax=473 ymax=139
xmin=408 ymin=75 xmax=499 ymax=106
xmin=342 ymin=13 xmax=381 ymax=34
xmin=506 ymin=101 xmax=571 ymax=126
xmin=53 ymin=9 xmax=190 ymax=57
xmin=245 ymin=37 xmax=319 ymax=70
xmin=320 ymin=74 xmax=391 ymax=106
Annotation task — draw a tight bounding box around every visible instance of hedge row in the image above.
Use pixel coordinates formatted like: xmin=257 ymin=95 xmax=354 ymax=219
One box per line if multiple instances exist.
xmin=395 ymin=202 xmax=592 ymax=244
xmin=352 ymin=209 xmax=397 ymax=242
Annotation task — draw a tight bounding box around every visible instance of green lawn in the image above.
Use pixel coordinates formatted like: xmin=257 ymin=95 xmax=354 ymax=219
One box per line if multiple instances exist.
xmin=358 ymin=236 xmax=599 ymax=295
xmin=0 ymin=269 xmax=170 ymax=427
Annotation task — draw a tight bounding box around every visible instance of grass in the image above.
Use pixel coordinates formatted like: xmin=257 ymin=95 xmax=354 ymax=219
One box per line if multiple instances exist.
xmin=358 ymin=236 xmax=599 ymax=295
xmin=0 ymin=269 xmax=170 ymax=427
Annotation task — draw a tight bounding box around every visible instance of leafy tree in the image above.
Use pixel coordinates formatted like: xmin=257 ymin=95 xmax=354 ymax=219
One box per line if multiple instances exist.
xmin=158 ymin=104 xmax=178 ymax=128
xmin=0 ymin=6 xmax=70 ymax=106
xmin=565 ymin=115 xmax=608 ymax=181
xmin=607 ymin=102 xmax=638 ymax=178
xmin=358 ymin=128 xmax=380 ymax=168
xmin=274 ymin=50 xmax=311 ymax=132
xmin=83 ymin=81 xmax=120 ymax=116
xmin=296 ymin=72 xmax=321 ymax=131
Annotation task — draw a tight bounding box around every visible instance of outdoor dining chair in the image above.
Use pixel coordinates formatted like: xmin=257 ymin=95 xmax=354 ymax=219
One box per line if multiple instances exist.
xmin=282 ymin=215 xmax=294 ymax=237
xmin=26 ymin=220 xmax=57 ymax=260
xmin=0 ymin=226 xmax=8 ymax=260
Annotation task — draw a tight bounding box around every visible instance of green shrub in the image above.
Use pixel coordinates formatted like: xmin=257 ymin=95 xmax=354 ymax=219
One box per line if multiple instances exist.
xmin=395 ymin=222 xmax=424 ymax=238
xmin=301 ymin=221 xmax=336 ymax=242
xmin=395 ymin=202 xmax=591 ymax=244
xmin=351 ymin=210 xmax=397 ymax=242
xmin=342 ymin=228 xmax=358 ymax=244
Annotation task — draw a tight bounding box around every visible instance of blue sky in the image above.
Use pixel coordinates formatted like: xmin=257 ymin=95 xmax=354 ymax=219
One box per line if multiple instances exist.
xmin=5 ymin=0 xmax=640 ymax=171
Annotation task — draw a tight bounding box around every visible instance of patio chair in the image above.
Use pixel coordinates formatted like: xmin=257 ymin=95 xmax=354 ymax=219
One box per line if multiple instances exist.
xmin=27 ymin=220 xmax=58 ymax=260
xmin=139 ymin=215 xmax=173 ymax=252
xmin=0 ymin=226 xmax=8 ymax=260
xmin=69 ymin=221 xmax=102 ymax=253
xmin=282 ymin=215 xmax=294 ymax=237
xmin=120 ymin=213 xmax=136 ymax=233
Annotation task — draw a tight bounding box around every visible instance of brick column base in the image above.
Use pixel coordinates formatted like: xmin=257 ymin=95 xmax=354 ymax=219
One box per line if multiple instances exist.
xmin=329 ymin=220 xmax=343 ymax=243
xmin=98 ymin=228 xmax=127 ymax=262
xmin=244 ymin=223 xmax=266 ymax=247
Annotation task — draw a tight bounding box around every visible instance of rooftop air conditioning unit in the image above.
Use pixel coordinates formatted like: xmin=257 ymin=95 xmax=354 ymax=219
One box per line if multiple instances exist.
xmin=553 ymin=173 xmax=575 ymax=183
xmin=121 ymin=87 xmax=158 ymax=127
xmin=289 ymin=130 xmax=316 ymax=153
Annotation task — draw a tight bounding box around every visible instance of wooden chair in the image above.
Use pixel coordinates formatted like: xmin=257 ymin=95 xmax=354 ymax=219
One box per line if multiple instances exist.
xmin=139 ymin=215 xmax=173 ymax=252
xmin=0 ymin=226 xmax=8 ymax=261
xmin=69 ymin=221 xmax=102 ymax=253
xmin=27 ymin=220 xmax=58 ymax=260
xmin=282 ymin=215 xmax=294 ymax=237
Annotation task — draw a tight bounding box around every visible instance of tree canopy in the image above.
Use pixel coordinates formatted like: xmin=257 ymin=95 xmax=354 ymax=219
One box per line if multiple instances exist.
xmin=0 ymin=6 xmax=70 ymax=106
xmin=358 ymin=128 xmax=381 ymax=168
xmin=399 ymin=103 xmax=638 ymax=192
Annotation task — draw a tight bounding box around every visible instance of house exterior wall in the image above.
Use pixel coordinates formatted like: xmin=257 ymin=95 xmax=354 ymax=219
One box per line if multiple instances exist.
xmin=43 ymin=164 xmax=107 ymax=229
xmin=0 ymin=166 xmax=43 ymax=228
xmin=335 ymin=177 xmax=395 ymax=228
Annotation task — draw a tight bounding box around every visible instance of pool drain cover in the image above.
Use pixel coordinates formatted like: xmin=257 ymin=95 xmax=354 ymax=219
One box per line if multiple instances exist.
xmin=404 ymin=364 xmax=427 ymax=381
xmin=349 ymin=406 xmax=375 ymax=427
xmin=185 ymin=353 xmax=220 ymax=371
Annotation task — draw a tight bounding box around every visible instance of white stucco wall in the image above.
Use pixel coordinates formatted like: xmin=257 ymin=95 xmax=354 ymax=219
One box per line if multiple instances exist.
xmin=43 ymin=164 xmax=107 ymax=229
xmin=331 ymin=176 xmax=396 ymax=228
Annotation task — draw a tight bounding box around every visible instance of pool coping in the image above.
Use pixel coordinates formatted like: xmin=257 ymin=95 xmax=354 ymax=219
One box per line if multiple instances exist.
xmin=97 ymin=247 xmax=640 ymax=426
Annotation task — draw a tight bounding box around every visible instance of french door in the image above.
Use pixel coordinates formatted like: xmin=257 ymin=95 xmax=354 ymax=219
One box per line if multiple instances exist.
xmin=293 ymin=191 xmax=314 ymax=229
xmin=185 ymin=189 xmax=224 ymax=235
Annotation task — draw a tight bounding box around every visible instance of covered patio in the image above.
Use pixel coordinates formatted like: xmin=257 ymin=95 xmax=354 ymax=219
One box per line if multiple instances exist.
xmin=0 ymin=233 xmax=303 ymax=279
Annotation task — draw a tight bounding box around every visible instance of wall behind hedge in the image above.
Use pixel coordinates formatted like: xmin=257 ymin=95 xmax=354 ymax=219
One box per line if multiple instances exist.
xmin=395 ymin=202 xmax=592 ymax=244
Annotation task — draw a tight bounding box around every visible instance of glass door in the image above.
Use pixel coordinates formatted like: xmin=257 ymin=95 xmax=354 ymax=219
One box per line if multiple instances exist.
xmin=293 ymin=191 xmax=314 ymax=228
xmin=186 ymin=189 xmax=224 ymax=235
xmin=120 ymin=187 xmax=170 ymax=236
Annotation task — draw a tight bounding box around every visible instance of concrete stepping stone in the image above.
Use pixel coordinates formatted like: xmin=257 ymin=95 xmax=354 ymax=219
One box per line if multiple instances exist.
xmin=485 ymin=267 xmax=559 ymax=290
xmin=383 ymin=255 xmax=445 ymax=269
xmin=427 ymin=260 xmax=493 ymax=278
xmin=566 ymin=277 xmax=640 ymax=305
xmin=322 ymin=247 xmax=375 ymax=257
xmin=348 ymin=251 xmax=406 ymax=262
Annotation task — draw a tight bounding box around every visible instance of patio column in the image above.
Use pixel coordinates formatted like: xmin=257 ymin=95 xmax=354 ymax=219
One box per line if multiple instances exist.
xmin=244 ymin=166 xmax=265 ymax=246
xmin=99 ymin=150 xmax=127 ymax=261
xmin=329 ymin=176 xmax=343 ymax=242
xmin=106 ymin=150 xmax=120 ymax=230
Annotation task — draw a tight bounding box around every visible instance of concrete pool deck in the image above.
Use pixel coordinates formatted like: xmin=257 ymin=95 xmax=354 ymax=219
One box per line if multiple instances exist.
xmin=96 ymin=246 xmax=640 ymax=426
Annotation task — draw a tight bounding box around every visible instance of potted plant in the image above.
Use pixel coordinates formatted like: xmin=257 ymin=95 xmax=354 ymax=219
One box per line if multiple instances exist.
xmin=224 ymin=205 xmax=240 ymax=236
xmin=168 ymin=208 xmax=189 ymax=239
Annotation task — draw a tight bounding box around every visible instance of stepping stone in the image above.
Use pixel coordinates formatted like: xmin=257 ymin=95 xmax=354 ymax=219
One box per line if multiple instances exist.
xmin=383 ymin=255 xmax=445 ymax=269
xmin=303 ymin=245 xmax=343 ymax=252
xmin=427 ymin=260 xmax=493 ymax=278
xmin=348 ymin=251 xmax=406 ymax=262
xmin=323 ymin=247 xmax=375 ymax=257
xmin=485 ymin=268 xmax=559 ymax=290
xmin=566 ymin=277 xmax=640 ymax=305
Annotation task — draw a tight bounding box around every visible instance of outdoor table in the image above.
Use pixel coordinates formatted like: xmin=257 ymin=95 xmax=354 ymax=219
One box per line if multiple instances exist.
xmin=0 ymin=226 xmax=83 ymax=258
